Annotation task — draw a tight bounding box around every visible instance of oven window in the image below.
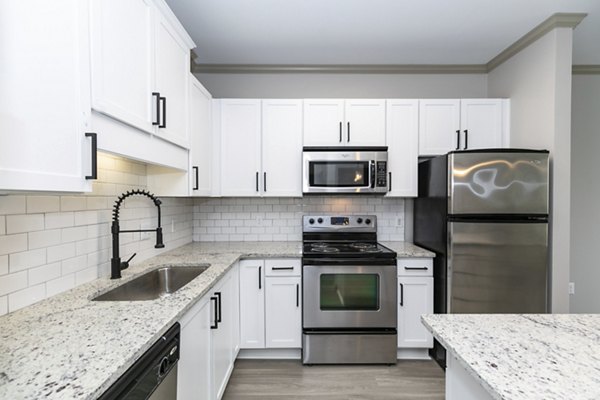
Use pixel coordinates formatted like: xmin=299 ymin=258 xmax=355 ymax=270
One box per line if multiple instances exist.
xmin=320 ymin=274 xmax=379 ymax=310
xmin=309 ymin=161 xmax=369 ymax=187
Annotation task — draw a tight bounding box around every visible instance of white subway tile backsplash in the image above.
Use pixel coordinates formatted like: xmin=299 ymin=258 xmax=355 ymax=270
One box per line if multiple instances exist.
xmin=61 ymin=255 xmax=90 ymax=276
xmin=0 ymin=215 xmax=5 ymax=235
xmin=61 ymin=226 xmax=88 ymax=244
xmin=27 ymin=196 xmax=60 ymax=213
xmin=60 ymin=196 xmax=87 ymax=212
xmin=8 ymin=283 xmax=46 ymax=312
xmin=46 ymin=274 xmax=75 ymax=297
xmin=47 ymin=243 xmax=76 ymax=263
xmin=75 ymin=266 xmax=98 ymax=286
xmin=45 ymin=212 xmax=75 ymax=229
xmin=0 ymin=234 xmax=28 ymax=256
xmin=28 ymin=262 xmax=61 ymax=286
xmin=0 ymin=196 xmax=26 ymax=215
xmin=9 ymin=248 xmax=46 ymax=273
xmin=0 ymin=255 xmax=8 ymax=275
xmin=28 ymin=229 xmax=62 ymax=250
xmin=0 ymin=271 xmax=28 ymax=296
xmin=0 ymin=296 xmax=7 ymax=316
xmin=6 ymin=214 xmax=44 ymax=234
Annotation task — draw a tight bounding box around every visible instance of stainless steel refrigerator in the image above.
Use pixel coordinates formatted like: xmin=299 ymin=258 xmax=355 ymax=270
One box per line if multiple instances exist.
xmin=414 ymin=149 xmax=549 ymax=365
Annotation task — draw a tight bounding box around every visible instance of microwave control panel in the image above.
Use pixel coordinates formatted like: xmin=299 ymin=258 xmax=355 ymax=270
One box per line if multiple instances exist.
xmin=376 ymin=161 xmax=387 ymax=187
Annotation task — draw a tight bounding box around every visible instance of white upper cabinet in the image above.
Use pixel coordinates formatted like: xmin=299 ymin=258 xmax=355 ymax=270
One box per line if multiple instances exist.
xmin=459 ymin=99 xmax=508 ymax=150
xmin=0 ymin=0 xmax=94 ymax=192
xmin=344 ymin=100 xmax=386 ymax=146
xmin=153 ymin=6 xmax=191 ymax=148
xmin=419 ymin=99 xmax=509 ymax=155
xmin=386 ymin=100 xmax=419 ymax=197
xmin=303 ymin=99 xmax=345 ymax=146
xmin=418 ymin=99 xmax=461 ymax=156
xmin=219 ymin=99 xmax=262 ymax=196
xmin=304 ymin=99 xmax=386 ymax=147
xmin=89 ymin=0 xmax=154 ymax=135
xmin=262 ymin=100 xmax=303 ymax=197
xmin=189 ymin=77 xmax=213 ymax=196
xmin=89 ymin=0 xmax=194 ymax=148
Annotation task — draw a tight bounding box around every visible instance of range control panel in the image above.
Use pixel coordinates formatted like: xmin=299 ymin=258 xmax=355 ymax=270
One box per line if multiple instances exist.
xmin=376 ymin=161 xmax=388 ymax=187
xmin=303 ymin=215 xmax=377 ymax=232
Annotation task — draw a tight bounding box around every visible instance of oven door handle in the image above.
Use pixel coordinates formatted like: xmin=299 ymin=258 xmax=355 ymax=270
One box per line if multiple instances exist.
xmin=370 ymin=160 xmax=376 ymax=189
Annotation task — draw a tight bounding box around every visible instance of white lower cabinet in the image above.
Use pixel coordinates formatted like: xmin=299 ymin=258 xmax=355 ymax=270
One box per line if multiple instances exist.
xmin=239 ymin=259 xmax=302 ymax=351
xmin=265 ymin=276 xmax=302 ymax=348
xmin=177 ymin=265 xmax=239 ymax=400
xmin=397 ymin=258 xmax=434 ymax=349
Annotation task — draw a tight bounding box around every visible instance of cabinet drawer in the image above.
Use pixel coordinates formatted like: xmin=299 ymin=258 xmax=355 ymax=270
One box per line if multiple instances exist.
xmin=397 ymin=258 xmax=433 ymax=277
xmin=265 ymin=259 xmax=301 ymax=277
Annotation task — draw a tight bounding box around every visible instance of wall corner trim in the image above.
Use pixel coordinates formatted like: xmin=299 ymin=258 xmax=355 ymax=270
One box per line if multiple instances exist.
xmin=487 ymin=13 xmax=587 ymax=72
xmin=192 ymin=63 xmax=488 ymax=74
xmin=572 ymin=65 xmax=600 ymax=75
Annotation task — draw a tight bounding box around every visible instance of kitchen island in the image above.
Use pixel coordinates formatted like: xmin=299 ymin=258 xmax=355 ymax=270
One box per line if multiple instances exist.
xmin=0 ymin=241 xmax=432 ymax=400
xmin=422 ymin=314 xmax=600 ymax=400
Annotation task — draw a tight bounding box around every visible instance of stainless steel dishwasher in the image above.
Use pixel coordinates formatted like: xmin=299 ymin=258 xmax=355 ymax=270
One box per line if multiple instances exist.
xmin=99 ymin=323 xmax=180 ymax=400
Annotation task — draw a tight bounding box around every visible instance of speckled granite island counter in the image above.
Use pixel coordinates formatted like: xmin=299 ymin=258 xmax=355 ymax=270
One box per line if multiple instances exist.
xmin=422 ymin=314 xmax=600 ymax=400
xmin=0 ymin=241 xmax=432 ymax=400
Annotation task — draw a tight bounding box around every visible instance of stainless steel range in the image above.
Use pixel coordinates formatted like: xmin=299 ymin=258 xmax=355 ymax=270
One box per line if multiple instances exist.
xmin=302 ymin=215 xmax=398 ymax=365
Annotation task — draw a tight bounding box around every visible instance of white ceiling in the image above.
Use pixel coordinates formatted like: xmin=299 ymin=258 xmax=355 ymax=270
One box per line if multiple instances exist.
xmin=165 ymin=0 xmax=600 ymax=65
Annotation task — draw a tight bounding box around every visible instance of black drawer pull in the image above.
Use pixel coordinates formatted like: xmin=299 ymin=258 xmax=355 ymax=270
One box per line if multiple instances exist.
xmin=296 ymin=284 xmax=299 ymax=307
xmin=210 ymin=296 xmax=218 ymax=329
xmin=272 ymin=266 xmax=294 ymax=271
xmin=215 ymin=292 xmax=222 ymax=323
xmin=258 ymin=266 xmax=262 ymax=289
xmin=404 ymin=266 xmax=429 ymax=271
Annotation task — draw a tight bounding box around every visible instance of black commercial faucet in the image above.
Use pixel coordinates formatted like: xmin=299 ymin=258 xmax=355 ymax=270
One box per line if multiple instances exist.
xmin=111 ymin=190 xmax=165 ymax=279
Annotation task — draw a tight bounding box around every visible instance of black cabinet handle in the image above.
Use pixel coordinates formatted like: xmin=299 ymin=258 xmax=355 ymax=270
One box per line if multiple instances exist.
xmin=399 ymin=283 xmax=404 ymax=306
xmin=264 ymin=172 xmax=267 ymax=192
xmin=192 ymin=166 xmax=199 ymax=191
xmin=339 ymin=122 xmax=342 ymax=143
xmin=215 ymin=292 xmax=222 ymax=323
xmin=388 ymin=172 xmax=392 ymax=192
xmin=464 ymin=129 xmax=468 ymax=150
xmin=272 ymin=266 xmax=294 ymax=271
xmin=296 ymin=284 xmax=299 ymax=307
xmin=258 ymin=266 xmax=262 ymax=289
xmin=404 ymin=266 xmax=429 ymax=271
xmin=85 ymin=132 xmax=97 ymax=180
xmin=159 ymin=96 xmax=167 ymax=128
xmin=255 ymin=172 xmax=259 ymax=192
xmin=210 ymin=296 xmax=218 ymax=329
xmin=152 ymin=92 xmax=160 ymax=126
xmin=347 ymin=122 xmax=350 ymax=142
xmin=370 ymin=161 xmax=375 ymax=189
xmin=456 ymin=130 xmax=460 ymax=150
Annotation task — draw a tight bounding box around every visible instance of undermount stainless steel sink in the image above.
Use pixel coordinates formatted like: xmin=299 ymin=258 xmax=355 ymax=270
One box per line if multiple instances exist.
xmin=92 ymin=265 xmax=210 ymax=301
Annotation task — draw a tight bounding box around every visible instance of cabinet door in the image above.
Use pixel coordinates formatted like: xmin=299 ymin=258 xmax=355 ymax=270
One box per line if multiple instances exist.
xmin=0 ymin=0 xmax=92 ymax=192
xmin=345 ymin=100 xmax=386 ymax=146
xmin=460 ymin=99 xmax=505 ymax=150
xmin=178 ymin=296 xmax=211 ymax=400
xmin=154 ymin=8 xmax=190 ymax=148
xmin=386 ymin=100 xmax=419 ymax=197
xmin=220 ymin=100 xmax=262 ymax=196
xmin=265 ymin=277 xmax=302 ymax=348
xmin=303 ymin=99 xmax=345 ymax=146
xmin=89 ymin=0 xmax=154 ymax=134
xmin=212 ymin=272 xmax=234 ymax=400
xmin=419 ymin=99 xmax=461 ymax=156
xmin=239 ymin=260 xmax=265 ymax=348
xmin=398 ymin=276 xmax=434 ymax=348
xmin=189 ymin=76 xmax=213 ymax=196
xmin=262 ymin=100 xmax=303 ymax=197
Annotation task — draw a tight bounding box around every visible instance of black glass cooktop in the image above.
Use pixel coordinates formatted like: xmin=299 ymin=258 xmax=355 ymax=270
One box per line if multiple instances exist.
xmin=303 ymin=241 xmax=396 ymax=258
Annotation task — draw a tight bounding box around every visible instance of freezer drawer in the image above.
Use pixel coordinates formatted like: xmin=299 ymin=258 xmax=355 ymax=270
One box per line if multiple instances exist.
xmin=448 ymin=151 xmax=549 ymax=215
xmin=448 ymin=221 xmax=548 ymax=313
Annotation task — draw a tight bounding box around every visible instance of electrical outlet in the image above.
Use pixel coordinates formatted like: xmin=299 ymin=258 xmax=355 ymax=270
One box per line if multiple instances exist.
xmin=396 ymin=218 xmax=402 ymax=227
xmin=569 ymin=282 xmax=575 ymax=295
xmin=140 ymin=223 xmax=151 ymax=241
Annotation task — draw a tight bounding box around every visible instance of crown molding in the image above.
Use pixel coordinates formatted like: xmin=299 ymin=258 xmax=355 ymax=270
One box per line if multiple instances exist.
xmin=487 ymin=12 xmax=587 ymax=72
xmin=192 ymin=63 xmax=488 ymax=74
xmin=191 ymin=13 xmax=588 ymax=75
xmin=572 ymin=65 xmax=600 ymax=75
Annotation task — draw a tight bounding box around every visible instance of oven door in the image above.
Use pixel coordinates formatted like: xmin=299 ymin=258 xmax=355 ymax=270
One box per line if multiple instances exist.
xmin=303 ymin=263 xmax=397 ymax=329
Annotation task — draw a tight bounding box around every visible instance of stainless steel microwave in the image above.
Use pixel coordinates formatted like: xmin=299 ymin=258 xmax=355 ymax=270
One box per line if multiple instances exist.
xmin=302 ymin=147 xmax=389 ymax=194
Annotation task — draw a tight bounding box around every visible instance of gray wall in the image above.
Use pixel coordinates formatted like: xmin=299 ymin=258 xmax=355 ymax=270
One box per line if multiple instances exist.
xmin=194 ymin=73 xmax=488 ymax=98
xmin=488 ymin=27 xmax=574 ymax=313
xmin=570 ymin=74 xmax=600 ymax=313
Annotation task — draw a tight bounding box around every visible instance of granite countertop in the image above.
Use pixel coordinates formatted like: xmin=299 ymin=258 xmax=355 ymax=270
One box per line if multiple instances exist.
xmin=0 ymin=241 xmax=433 ymax=400
xmin=381 ymin=241 xmax=435 ymax=258
xmin=422 ymin=314 xmax=600 ymax=400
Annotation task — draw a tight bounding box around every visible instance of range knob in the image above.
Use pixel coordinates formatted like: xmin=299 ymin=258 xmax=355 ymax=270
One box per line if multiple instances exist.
xmin=357 ymin=218 xmax=363 ymax=224
xmin=317 ymin=218 xmax=323 ymax=224
xmin=365 ymin=218 xmax=372 ymax=225
xmin=308 ymin=218 xmax=315 ymax=224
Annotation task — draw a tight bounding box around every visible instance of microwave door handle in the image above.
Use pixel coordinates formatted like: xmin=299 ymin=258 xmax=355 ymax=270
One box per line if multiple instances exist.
xmin=370 ymin=161 xmax=375 ymax=189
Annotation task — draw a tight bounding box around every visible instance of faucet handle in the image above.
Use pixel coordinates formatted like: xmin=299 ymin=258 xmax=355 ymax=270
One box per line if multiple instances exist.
xmin=121 ymin=253 xmax=137 ymax=270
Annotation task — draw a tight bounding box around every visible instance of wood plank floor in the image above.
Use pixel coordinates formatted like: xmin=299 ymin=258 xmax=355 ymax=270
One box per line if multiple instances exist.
xmin=222 ymin=359 xmax=445 ymax=400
